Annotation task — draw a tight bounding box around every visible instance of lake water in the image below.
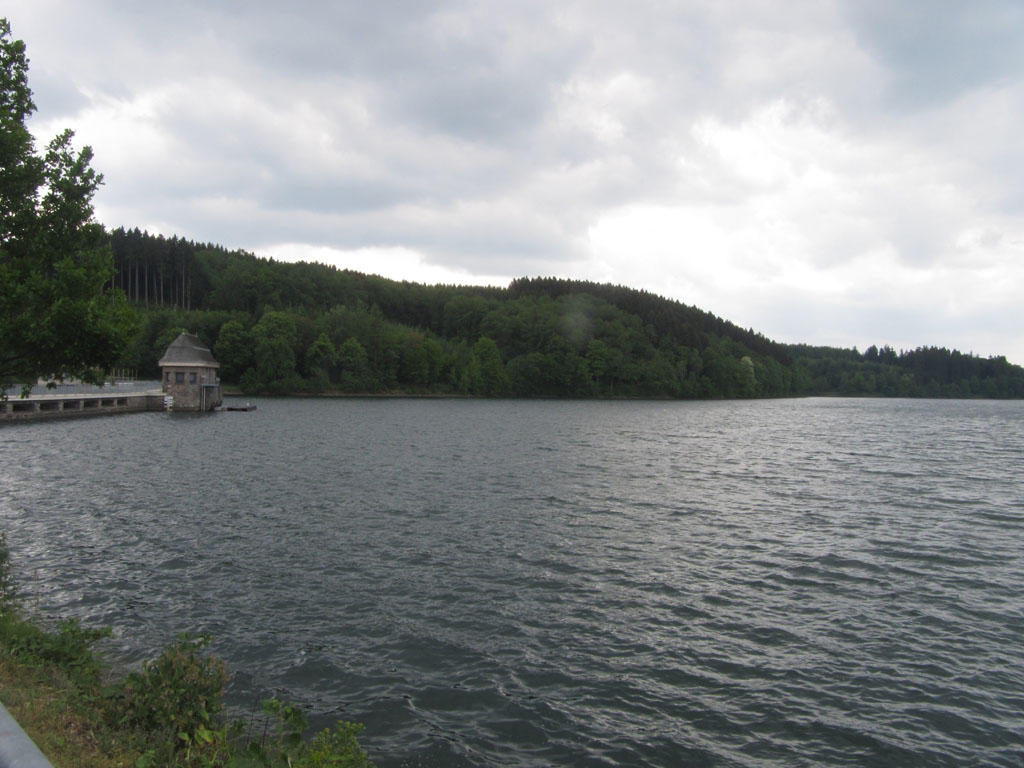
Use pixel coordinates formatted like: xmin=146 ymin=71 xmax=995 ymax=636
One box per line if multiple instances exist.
xmin=1 ymin=397 xmax=1023 ymax=766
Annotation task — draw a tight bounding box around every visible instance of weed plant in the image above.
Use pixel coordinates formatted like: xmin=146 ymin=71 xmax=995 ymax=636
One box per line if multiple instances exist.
xmin=0 ymin=535 xmax=375 ymax=767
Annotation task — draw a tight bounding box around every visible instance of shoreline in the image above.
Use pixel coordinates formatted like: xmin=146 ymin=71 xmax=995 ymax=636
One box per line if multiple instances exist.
xmin=224 ymin=389 xmax=1014 ymax=401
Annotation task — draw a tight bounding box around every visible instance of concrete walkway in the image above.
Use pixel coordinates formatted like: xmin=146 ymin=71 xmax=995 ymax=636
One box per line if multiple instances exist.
xmin=0 ymin=702 xmax=53 ymax=768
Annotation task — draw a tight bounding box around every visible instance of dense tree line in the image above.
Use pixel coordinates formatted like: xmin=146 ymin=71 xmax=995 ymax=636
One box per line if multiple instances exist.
xmin=109 ymin=229 xmax=1024 ymax=399
xmin=789 ymin=344 xmax=1024 ymax=398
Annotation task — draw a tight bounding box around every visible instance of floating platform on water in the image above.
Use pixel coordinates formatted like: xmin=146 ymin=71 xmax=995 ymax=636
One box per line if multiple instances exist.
xmin=221 ymin=403 xmax=257 ymax=412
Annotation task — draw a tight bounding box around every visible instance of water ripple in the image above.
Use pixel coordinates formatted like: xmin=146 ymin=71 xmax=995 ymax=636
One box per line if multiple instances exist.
xmin=2 ymin=398 xmax=1024 ymax=766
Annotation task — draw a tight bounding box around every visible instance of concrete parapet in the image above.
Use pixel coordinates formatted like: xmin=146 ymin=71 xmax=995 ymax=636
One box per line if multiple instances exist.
xmin=0 ymin=392 xmax=165 ymax=423
xmin=0 ymin=701 xmax=54 ymax=768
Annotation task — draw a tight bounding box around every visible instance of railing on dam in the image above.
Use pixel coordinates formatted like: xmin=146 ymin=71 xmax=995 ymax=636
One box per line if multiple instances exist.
xmin=3 ymin=380 xmax=161 ymax=399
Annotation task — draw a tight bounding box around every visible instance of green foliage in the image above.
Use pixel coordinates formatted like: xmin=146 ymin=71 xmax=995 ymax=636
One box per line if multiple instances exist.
xmin=442 ymin=294 xmax=491 ymax=339
xmin=586 ymin=339 xmax=608 ymax=391
xmin=115 ymin=633 xmax=228 ymax=736
xmin=0 ymin=615 xmax=111 ymax=689
xmin=100 ymin=634 xmax=379 ymax=767
xmin=306 ymin=332 xmax=338 ymax=372
xmin=302 ymin=722 xmax=376 ymax=768
xmin=215 ymin=320 xmax=253 ymax=382
xmin=0 ymin=19 xmax=135 ymax=395
xmin=233 ymin=700 xmax=375 ymax=768
xmin=305 ymin=332 xmax=338 ymax=392
xmin=107 ymin=229 xmax=1024 ymax=400
xmin=241 ymin=312 xmax=302 ymax=393
xmin=337 ymin=337 xmax=371 ymax=391
xmin=470 ymin=336 xmax=508 ymax=396
xmin=787 ymin=344 xmax=1024 ymax=398
xmin=110 ymin=632 xmax=237 ymax=768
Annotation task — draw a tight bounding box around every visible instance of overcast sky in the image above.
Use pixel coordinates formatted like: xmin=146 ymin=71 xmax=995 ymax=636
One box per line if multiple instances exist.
xmin=8 ymin=1 xmax=1024 ymax=363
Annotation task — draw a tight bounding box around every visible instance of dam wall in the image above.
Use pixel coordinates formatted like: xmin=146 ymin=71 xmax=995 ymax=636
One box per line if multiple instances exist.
xmin=0 ymin=392 xmax=165 ymax=423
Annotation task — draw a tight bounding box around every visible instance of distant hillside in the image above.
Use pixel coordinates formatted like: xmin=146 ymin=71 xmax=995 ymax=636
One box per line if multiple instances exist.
xmin=109 ymin=227 xmax=1024 ymax=399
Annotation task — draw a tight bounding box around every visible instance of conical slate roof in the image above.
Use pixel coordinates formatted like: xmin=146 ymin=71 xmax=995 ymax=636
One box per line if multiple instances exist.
xmin=157 ymin=333 xmax=219 ymax=368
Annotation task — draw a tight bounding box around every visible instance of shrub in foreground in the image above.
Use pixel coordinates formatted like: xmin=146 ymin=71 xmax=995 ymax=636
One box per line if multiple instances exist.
xmin=0 ymin=536 xmax=375 ymax=767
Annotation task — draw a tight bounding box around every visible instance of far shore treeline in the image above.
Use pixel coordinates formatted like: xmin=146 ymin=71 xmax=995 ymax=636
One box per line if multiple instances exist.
xmin=109 ymin=227 xmax=1024 ymax=399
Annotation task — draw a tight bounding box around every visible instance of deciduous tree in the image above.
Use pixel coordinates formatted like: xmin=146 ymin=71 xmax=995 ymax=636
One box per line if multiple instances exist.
xmin=0 ymin=19 xmax=133 ymax=395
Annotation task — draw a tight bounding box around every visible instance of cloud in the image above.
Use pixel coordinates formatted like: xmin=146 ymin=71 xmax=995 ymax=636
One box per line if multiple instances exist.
xmin=843 ymin=0 xmax=1024 ymax=109
xmin=265 ymin=243 xmax=512 ymax=288
xmin=6 ymin=0 xmax=1024 ymax=363
xmin=585 ymin=92 xmax=1024 ymax=359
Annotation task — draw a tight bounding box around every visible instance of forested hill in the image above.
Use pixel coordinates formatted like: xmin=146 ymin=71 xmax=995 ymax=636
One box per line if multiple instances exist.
xmin=109 ymin=227 xmax=1024 ymax=399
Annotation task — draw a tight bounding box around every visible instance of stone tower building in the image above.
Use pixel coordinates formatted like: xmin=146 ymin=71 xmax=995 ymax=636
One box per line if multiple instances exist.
xmin=158 ymin=333 xmax=223 ymax=411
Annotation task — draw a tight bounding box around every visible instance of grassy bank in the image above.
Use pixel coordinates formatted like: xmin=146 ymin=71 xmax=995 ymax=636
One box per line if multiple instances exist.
xmin=0 ymin=651 xmax=140 ymax=767
xmin=0 ymin=534 xmax=375 ymax=767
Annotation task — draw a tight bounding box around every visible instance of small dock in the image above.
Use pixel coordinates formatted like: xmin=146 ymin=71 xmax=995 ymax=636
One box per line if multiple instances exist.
xmin=221 ymin=402 xmax=257 ymax=412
